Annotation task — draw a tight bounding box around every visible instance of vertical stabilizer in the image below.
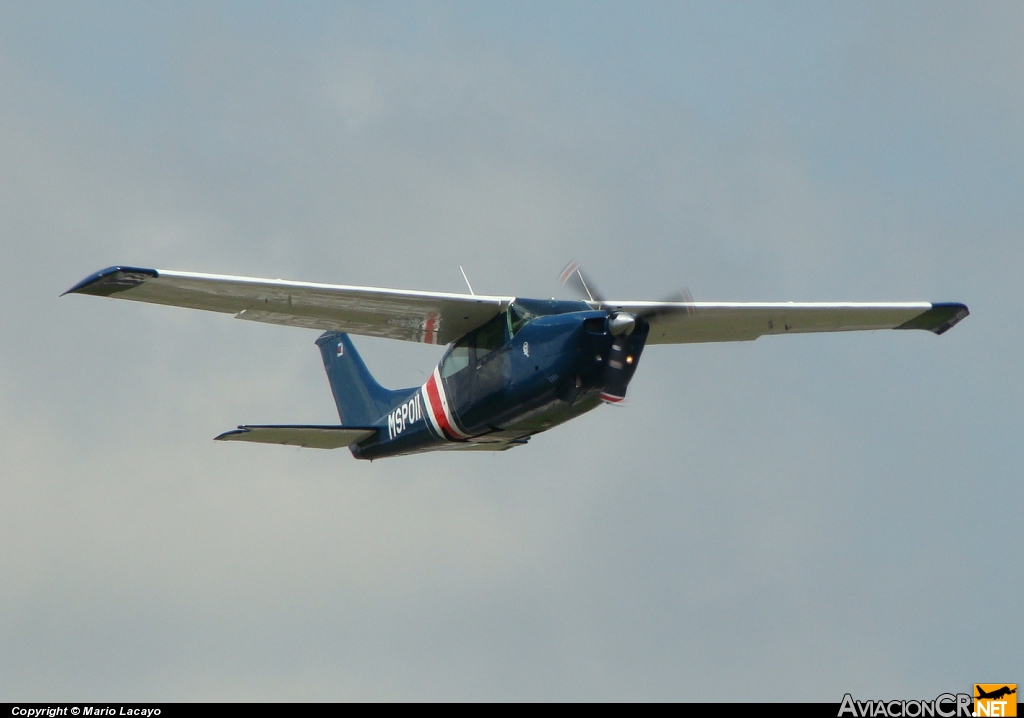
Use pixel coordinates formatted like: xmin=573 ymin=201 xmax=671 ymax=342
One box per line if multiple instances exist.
xmin=316 ymin=332 xmax=409 ymax=426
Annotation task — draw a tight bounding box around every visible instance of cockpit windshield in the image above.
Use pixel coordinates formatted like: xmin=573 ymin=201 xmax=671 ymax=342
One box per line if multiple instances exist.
xmin=507 ymin=303 xmax=537 ymax=337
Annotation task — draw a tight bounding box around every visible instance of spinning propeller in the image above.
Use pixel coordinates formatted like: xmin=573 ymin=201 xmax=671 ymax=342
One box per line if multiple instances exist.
xmin=557 ymin=260 xmax=695 ymax=335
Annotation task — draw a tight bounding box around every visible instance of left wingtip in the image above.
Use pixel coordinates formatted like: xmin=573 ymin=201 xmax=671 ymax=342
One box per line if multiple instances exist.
xmin=214 ymin=426 xmax=249 ymax=442
xmin=62 ymin=266 xmax=158 ymax=297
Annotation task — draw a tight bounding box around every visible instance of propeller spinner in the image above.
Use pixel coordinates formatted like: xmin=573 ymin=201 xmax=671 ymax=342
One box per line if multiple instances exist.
xmin=607 ymin=312 xmax=636 ymax=336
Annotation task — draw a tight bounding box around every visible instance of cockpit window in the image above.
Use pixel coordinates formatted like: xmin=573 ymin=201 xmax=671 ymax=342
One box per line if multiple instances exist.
xmin=475 ymin=313 xmax=506 ymax=355
xmin=439 ymin=312 xmax=509 ymax=378
xmin=440 ymin=341 xmax=470 ymax=378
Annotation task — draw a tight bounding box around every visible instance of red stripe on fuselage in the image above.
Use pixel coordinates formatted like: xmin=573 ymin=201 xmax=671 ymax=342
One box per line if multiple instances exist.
xmin=425 ymin=372 xmax=461 ymax=440
xmin=420 ymin=385 xmax=443 ymax=438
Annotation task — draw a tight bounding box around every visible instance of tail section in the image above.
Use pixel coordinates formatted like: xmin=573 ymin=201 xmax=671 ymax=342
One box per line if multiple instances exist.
xmin=316 ymin=332 xmax=410 ymax=426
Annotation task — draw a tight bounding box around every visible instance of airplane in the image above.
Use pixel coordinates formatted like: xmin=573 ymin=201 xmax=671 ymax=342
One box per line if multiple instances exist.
xmin=976 ymin=686 xmax=1016 ymax=701
xmin=64 ymin=263 xmax=969 ymax=460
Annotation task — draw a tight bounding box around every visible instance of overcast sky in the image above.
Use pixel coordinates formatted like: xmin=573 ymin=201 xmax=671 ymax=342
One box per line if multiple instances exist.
xmin=0 ymin=1 xmax=1020 ymax=701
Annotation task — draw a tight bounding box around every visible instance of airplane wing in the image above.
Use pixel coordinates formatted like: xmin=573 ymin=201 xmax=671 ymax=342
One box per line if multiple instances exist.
xmin=64 ymin=266 xmax=514 ymax=345
xmin=215 ymin=425 xmax=376 ymax=449
xmin=601 ymin=301 xmax=969 ymax=344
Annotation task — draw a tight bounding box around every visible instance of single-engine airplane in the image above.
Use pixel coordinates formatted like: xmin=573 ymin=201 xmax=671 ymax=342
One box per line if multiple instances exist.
xmin=64 ymin=263 xmax=968 ymax=460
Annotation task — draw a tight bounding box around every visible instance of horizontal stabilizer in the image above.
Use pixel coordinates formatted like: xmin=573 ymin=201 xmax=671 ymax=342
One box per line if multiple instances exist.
xmin=214 ymin=424 xmax=376 ymax=449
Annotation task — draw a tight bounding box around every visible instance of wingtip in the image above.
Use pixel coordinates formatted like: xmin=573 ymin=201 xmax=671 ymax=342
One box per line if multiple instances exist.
xmin=895 ymin=302 xmax=970 ymax=335
xmin=214 ymin=426 xmax=249 ymax=442
xmin=62 ymin=266 xmax=158 ymax=297
xmin=932 ymin=302 xmax=969 ymax=335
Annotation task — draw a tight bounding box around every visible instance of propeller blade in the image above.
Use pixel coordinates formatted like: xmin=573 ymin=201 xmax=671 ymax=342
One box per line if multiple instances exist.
xmin=558 ymin=260 xmax=606 ymax=305
xmin=561 ymin=259 xmax=696 ymax=317
xmin=636 ymin=287 xmax=696 ymax=319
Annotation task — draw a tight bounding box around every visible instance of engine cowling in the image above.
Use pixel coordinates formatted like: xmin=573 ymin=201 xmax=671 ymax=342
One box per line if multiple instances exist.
xmin=599 ymin=315 xmax=648 ymax=403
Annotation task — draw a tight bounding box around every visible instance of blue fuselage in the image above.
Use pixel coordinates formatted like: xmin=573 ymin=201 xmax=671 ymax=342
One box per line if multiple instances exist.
xmin=351 ymin=302 xmax=649 ymax=460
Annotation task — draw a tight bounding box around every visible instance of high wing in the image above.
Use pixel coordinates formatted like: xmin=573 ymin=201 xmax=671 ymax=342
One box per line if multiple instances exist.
xmin=64 ymin=266 xmax=514 ymax=345
xmin=601 ymin=301 xmax=969 ymax=344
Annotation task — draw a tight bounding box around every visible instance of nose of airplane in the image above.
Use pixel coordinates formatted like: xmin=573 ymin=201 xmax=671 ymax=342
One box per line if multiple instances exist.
xmin=596 ymin=316 xmax=648 ymax=403
xmin=608 ymin=312 xmax=636 ymax=336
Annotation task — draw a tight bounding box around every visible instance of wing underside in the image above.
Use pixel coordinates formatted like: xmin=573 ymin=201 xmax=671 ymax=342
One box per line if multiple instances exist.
xmin=65 ymin=266 xmax=967 ymax=346
xmin=65 ymin=266 xmax=513 ymax=345
xmin=601 ymin=301 xmax=969 ymax=344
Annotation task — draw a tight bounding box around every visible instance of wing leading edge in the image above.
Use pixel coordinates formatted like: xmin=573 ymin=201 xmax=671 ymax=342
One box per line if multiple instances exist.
xmin=64 ymin=266 xmax=514 ymax=345
xmin=603 ymin=301 xmax=969 ymax=344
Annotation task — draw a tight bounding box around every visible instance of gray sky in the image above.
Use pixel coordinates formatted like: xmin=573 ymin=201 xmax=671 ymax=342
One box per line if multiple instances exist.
xmin=0 ymin=1 xmax=1020 ymax=701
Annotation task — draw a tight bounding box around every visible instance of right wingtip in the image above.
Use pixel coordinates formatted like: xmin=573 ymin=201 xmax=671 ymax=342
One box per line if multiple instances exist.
xmin=932 ymin=302 xmax=969 ymax=335
xmin=895 ymin=302 xmax=970 ymax=335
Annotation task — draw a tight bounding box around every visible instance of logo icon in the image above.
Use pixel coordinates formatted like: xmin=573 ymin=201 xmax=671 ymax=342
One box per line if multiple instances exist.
xmin=336 ymin=342 xmax=344 ymax=357
xmin=975 ymin=685 xmax=1017 ymax=717
xmin=522 ymin=342 xmax=529 ymax=357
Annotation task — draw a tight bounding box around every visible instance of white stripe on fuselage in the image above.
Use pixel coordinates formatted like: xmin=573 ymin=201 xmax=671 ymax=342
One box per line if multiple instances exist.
xmin=419 ymin=368 xmax=471 ymax=441
xmin=431 ymin=367 xmax=470 ymax=439
xmin=421 ymin=383 xmax=445 ymax=438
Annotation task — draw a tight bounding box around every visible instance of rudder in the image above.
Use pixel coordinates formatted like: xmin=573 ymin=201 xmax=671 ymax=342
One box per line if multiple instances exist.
xmin=316 ymin=332 xmax=409 ymax=426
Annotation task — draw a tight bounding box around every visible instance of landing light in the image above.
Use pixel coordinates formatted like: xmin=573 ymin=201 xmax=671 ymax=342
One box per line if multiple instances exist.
xmin=625 ymin=355 xmax=634 ymax=364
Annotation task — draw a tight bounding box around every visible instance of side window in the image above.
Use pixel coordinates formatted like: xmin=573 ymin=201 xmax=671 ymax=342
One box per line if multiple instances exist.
xmin=440 ymin=340 xmax=471 ymax=378
xmin=440 ymin=313 xmax=509 ymax=377
xmin=474 ymin=313 xmax=507 ymax=360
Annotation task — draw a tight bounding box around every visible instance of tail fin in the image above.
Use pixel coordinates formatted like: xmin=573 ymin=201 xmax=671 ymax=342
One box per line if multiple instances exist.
xmin=316 ymin=332 xmax=409 ymax=426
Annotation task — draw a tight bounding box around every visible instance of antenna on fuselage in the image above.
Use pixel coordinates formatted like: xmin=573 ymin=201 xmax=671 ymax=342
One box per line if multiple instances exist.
xmin=459 ymin=266 xmax=476 ymax=296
